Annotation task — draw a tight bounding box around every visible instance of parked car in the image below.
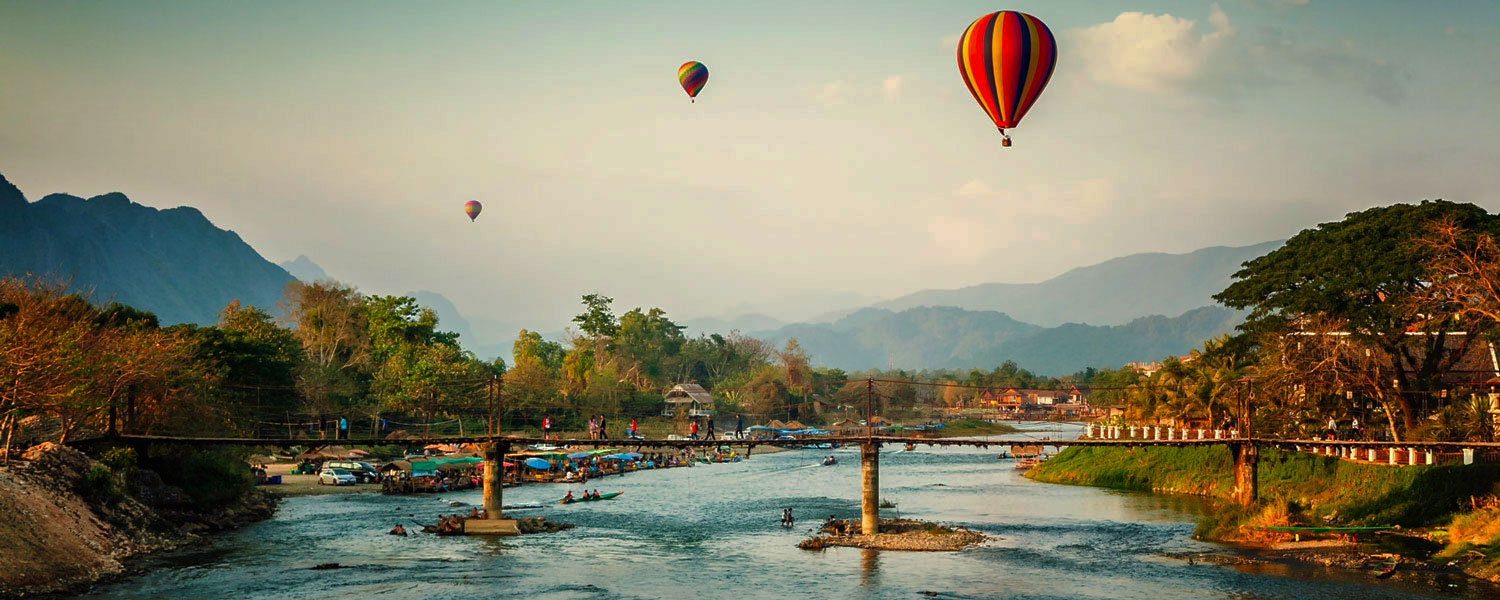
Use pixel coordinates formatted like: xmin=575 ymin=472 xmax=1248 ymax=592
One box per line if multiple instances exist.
xmin=324 ymin=461 xmax=378 ymax=483
xmin=318 ymin=468 xmax=357 ymax=486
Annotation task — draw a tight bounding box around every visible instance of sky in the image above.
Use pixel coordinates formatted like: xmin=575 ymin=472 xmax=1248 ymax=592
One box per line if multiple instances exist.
xmin=3 ymin=0 xmax=1499 ymax=334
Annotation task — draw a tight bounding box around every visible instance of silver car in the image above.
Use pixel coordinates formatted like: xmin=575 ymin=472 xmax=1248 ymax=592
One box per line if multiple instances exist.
xmin=318 ymin=468 xmax=356 ymax=486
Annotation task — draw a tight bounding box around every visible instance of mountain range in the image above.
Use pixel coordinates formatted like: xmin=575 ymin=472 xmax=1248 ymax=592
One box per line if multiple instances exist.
xmin=0 ymin=171 xmax=1276 ymax=372
xmin=748 ymin=305 xmax=1244 ymax=375
xmin=0 ymin=174 xmax=293 ymax=325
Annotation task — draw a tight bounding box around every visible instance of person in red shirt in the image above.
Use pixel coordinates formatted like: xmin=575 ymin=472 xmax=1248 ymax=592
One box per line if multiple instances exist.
xmin=689 ymin=420 xmax=699 ymax=440
xmin=629 ymin=419 xmax=638 ymax=439
xmin=542 ymin=416 xmax=552 ymax=440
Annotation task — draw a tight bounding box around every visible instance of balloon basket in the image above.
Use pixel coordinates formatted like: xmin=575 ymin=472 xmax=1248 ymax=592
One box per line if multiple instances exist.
xmin=1001 ymin=137 xmax=1012 ymax=148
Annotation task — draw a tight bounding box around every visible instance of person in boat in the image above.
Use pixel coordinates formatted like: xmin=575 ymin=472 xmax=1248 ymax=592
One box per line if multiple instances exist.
xmin=563 ymin=490 xmax=575 ymax=502
xmin=389 ymin=523 xmax=407 ymax=536
xmin=591 ymin=490 xmax=601 ymax=499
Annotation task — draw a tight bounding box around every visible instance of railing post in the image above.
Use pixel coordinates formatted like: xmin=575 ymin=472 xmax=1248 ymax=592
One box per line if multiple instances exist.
xmin=1464 ymin=448 xmax=1475 ymax=465
xmin=1367 ymin=449 xmax=1375 ymax=462
xmin=1407 ymin=448 xmax=1416 ymax=465
xmin=1214 ymin=429 xmax=1222 ymax=440
xmin=1129 ymin=425 xmax=1137 ymax=438
xmin=1197 ymin=429 xmax=1204 ymax=440
xmin=1167 ymin=428 xmax=1174 ymax=441
xmin=1388 ymin=448 xmax=1397 ymax=465
xmin=1425 ymin=450 xmax=1434 ymax=466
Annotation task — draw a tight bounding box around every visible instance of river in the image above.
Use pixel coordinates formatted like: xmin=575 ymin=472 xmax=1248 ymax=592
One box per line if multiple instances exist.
xmin=85 ymin=423 xmax=1500 ymax=599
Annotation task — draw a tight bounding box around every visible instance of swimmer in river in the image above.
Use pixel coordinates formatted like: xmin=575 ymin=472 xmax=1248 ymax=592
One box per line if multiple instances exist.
xmin=389 ymin=523 xmax=407 ymax=536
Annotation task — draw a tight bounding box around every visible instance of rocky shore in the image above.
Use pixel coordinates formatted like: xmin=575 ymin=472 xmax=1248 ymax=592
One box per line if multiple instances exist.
xmin=0 ymin=444 xmax=276 ymax=599
xmin=798 ymin=518 xmax=987 ymax=552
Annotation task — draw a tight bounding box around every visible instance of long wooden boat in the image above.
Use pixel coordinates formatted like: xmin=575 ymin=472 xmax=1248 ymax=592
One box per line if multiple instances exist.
xmin=559 ymin=491 xmax=624 ymax=505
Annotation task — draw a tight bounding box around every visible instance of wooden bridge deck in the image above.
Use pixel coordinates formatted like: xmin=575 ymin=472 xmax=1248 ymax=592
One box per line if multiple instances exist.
xmin=76 ymin=434 xmax=1500 ymax=451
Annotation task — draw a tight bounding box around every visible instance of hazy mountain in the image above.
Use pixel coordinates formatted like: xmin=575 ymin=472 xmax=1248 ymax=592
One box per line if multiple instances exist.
xmin=871 ymin=241 xmax=1281 ymax=327
xmin=750 ymin=305 xmax=1243 ymax=375
xmin=278 ymin=255 xmax=331 ymax=282
xmin=0 ymin=173 xmax=294 ymax=325
xmin=681 ymin=313 xmax=785 ymax=336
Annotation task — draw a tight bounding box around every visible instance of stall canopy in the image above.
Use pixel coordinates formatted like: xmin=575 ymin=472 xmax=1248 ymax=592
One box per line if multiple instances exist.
xmin=524 ymin=458 xmax=552 ymax=470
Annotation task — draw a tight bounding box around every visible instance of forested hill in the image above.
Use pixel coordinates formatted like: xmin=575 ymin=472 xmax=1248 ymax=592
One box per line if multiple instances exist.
xmin=870 ymin=241 xmax=1280 ymax=327
xmin=752 ymin=305 xmax=1244 ymax=375
xmin=0 ymin=173 xmax=294 ymax=325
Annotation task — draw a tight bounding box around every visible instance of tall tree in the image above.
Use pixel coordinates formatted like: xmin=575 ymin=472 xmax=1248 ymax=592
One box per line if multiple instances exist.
xmin=1216 ymin=200 xmax=1500 ymax=433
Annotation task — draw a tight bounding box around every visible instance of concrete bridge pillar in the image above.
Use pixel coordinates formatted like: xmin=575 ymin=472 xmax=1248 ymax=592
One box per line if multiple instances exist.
xmin=861 ymin=442 xmax=880 ymax=536
xmin=1407 ymin=448 xmax=1417 ymax=465
xmin=483 ymin=442 xmax=505 ymax=518
xmin=1232 ymin=443 xmax=1258 ymax=506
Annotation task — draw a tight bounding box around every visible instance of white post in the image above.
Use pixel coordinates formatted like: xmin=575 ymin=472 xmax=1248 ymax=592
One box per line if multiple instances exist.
xmin=1464 ymin=449 xmax=1475 ymax=465
xmin=1367 ymin=449 xmax=1375 ymax=461
xmin=1407 ymin=448 xmax=1416 ymax=465
xmin=1182 ymin=428 xmax=1189 ymax=440
xmin=1155 ymin=427 xmax=1163 ymax=441
xmin=1086 ymin=424 xmax=1094 ymax=438
xmin=1425 ymin=451 xmax=1434 ymax=465
xmin=1214 ymin=430 xmax=1222 ymax=440
xmin=1197 ymin=429 xmax=1204 ymax=440
xmin=1129 ymin=426 xmax=1137 ymax=438
xmin=1114 ymin=427 xmax=1121 ymax=439
xmin=1167 ymin=428 xmax=1174 ymax=441
xmin=1388 ymin=448 xmax=1397 ymax=465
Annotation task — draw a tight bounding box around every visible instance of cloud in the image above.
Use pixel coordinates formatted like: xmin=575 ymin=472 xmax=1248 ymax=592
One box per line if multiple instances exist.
xmin=814 ymin=81 xmax=847 ymax=107
xmin=882 ymin=75 xmax=904 ymax=99
xmin=927 ymin=178 xmax=1119 ymax=264
xmin=1069 ymin=5 xmax=1404 ymax=105
xmin=1071 ymin=5 xmax=1236 ymax=94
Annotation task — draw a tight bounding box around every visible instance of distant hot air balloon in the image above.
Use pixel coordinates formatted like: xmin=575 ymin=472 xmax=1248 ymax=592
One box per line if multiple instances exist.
xmin=678 ymin=61 xmax=709 ymax=102
xmin=464 ymin=200 xmax=482 ymax=222
xmin=957 ymin=11 xmax=1057 ymax=147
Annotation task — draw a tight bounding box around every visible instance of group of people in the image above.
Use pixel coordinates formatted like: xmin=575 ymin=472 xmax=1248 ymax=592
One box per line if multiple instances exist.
xmin=1325 ymin=417 xmax=1366 ymax=441
xmin=563 ymin=489 xmax=605 ymax=502
xmin=587 ymin=415 xmax=611 ymax=439
xmin=388 ymin=507 xmax=489 ymax=536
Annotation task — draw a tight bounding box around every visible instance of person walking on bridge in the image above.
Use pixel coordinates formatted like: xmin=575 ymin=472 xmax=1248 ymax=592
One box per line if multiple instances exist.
xmin=542 ymin=416 xmax=552 ymax=440
xmin=704 ymin=417 xmax=716 ymax=441
xmin=689 ymin=420 xmax=699 ymax=440
xmin=629 ymin=418 xmax=638 ymax=439
xmin=735 ymin=414 xmax=744 ymax=439
xmin=599 ymin=415 xmax=609 ymax=439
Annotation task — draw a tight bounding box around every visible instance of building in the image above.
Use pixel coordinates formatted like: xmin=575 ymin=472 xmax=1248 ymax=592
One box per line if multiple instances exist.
xmin=662 ymin=383 xmax=714 ymax=418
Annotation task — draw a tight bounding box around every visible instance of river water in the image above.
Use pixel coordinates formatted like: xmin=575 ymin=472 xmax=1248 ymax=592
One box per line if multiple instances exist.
xmin=86 ymin=423 xmax=1500 ymax=600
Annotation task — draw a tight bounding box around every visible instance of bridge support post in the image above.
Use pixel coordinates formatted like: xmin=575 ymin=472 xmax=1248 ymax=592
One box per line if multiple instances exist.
xmin=466 ymin=441 xmax=519 ymax=536
xmin=1231 ymin=442 xmax=1258 ymax=506
xmin=483 ymin=442 xmax=504 ymax=518
xmin=861 ymin=442 xmax=879 ymax=536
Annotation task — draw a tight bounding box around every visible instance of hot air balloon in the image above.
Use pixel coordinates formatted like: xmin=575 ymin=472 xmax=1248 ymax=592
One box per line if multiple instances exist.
xmin=957 ymin=11 xmax=1057 ymax=147
xmin=678 ymin=61 xmax=709 ymax=102
xmin=464 ymin=200 xmax=482 ymax=222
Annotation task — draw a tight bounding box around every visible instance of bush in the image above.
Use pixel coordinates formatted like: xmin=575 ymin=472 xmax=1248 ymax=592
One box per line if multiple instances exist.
xmin=100 ymin=447 xmax=138 ymax=472
xmin=81 ymin=465 xmax=116 ymax=500
xmin=146 ymin=447 xmax=255 ymax=508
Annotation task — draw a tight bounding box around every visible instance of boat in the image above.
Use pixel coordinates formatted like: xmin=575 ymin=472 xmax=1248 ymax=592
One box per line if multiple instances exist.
xmin=903 ymin=444 xmax=915 ymax=452
xmin=1373 ymin=555 xmax=1398 ymax=579
xmin=822 ymin=457 xmax=838 ymax=466
xmin=559 ymin=491 xmax=623 ymax=504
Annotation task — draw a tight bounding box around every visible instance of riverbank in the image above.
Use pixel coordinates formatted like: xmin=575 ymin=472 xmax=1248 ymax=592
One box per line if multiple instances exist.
xmin=1027 ymin=445 xmax=1500 ymax=582
xmin=0 ymin=444 xmax=274 ymax=599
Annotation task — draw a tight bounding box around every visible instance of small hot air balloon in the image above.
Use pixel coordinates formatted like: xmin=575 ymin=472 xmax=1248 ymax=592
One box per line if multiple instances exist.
xmin=957 ymin=11 xmax=1057 ymax=147
xmin=464 ymin=200 xmax=482 ymax=222
xmin=678 ymin=61 xmax=709 ymax=102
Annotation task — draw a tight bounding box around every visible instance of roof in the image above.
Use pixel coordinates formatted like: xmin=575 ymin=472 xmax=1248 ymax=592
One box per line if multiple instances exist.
xmin=665 ymin=383 xmax=714 ymax=404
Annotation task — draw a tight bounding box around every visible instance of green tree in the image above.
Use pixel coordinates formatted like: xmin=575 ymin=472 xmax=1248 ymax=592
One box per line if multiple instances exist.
xmin=1215 ymin=200 xmax=1500 ymax=434
xmin=572 ymin=293 xmax=619 ymax=340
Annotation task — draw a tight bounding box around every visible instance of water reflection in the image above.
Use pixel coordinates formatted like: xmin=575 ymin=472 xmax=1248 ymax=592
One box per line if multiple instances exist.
xmin=859 ymin=548 xmax=880 ymax=587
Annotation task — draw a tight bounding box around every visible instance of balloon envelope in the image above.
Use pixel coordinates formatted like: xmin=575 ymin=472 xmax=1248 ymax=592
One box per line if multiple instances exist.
xmin=678 ymin=61 xmax=708 ymax=100
xmin=463 ymin=200 xmax=482 ymax=222
xmin=957 ymin=11 xmax=1057 ymax=131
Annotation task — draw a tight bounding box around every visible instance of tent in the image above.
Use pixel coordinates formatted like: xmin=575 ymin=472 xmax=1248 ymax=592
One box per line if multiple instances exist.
xmin=783 ymin=420 xmax=806 ymax=430
xmin=767 ymin=420 xmax=787 ymax=429
xmin=524 ymin=457 xmax=553 ymax=470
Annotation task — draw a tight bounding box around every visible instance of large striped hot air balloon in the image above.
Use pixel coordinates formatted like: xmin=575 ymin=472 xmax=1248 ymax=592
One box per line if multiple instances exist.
xmin=678 ymin=61 xmax=709 ymax=102
xmin=957 ymin=11 xmax=1057 ymax=147
xmin=463 ymin=200 xmax=482 ymax=222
